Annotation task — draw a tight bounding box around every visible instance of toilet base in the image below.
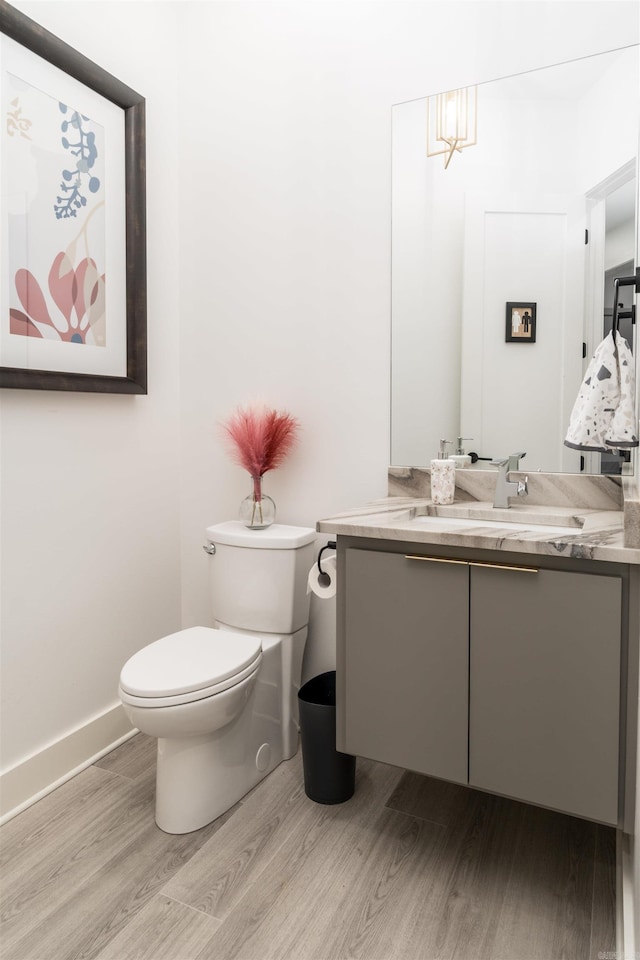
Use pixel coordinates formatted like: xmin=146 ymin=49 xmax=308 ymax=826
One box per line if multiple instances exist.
xmin=153 ymin=631 xmax=304 ymax=833
xmin=155 ymin=733 xmax=280 ymax=834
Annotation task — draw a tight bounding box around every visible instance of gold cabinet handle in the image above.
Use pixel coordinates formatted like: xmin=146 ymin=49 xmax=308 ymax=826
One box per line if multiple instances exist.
xmin=405 ymin=555 xmax=468 ymax=566
xmin=470 ymin=561 xmax=538 ymax=573
xmin=404 ymin=555 xmax=538 ymax=573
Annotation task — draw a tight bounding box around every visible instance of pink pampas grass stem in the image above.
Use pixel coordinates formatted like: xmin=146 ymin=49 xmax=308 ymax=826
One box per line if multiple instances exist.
xmin=220 ymin=406 xmax=300 ymax=498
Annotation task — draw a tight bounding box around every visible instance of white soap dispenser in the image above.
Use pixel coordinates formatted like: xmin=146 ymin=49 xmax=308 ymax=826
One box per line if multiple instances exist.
xmin=450 ymin=437 xmax=473 ymax=469
xmin=430 ymin=439 xmax=456 ymax=505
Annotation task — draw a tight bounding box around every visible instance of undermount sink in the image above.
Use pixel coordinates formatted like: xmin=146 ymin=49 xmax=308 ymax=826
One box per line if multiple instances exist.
xmin=411 ymin=515 xmax=581 ymax=537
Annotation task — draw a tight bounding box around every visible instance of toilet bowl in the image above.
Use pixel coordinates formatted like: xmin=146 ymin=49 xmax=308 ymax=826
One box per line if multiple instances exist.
xmin=118 ymin=522 xmax=316 ymax=834
xmin=119 ymin=626 xmax=263 ymax=737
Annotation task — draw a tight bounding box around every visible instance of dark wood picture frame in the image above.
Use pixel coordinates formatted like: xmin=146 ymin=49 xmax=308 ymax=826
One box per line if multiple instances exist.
xmin=505 ymin=301 xmax=536 ymax=343
xmin=0 ymin=0 xmax=147 ymax=393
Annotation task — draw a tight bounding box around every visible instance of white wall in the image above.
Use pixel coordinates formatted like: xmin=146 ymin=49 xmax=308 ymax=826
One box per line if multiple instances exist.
xmin=1 ymin=0 xmax=638 ymax=813
xmin=1 ymin=2 xmax=182 ymax=781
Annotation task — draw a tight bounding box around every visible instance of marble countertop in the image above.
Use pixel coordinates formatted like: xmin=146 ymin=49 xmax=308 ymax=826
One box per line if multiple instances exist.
xmin=317 ymin=497 xmax=640 ymax=564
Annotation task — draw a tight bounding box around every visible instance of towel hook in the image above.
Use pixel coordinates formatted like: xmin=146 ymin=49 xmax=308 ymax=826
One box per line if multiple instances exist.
xmin=612 ymin=270 xmax=639 ymax=335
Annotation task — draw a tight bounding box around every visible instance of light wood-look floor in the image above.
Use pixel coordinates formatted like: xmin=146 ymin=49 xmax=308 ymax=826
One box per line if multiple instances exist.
xmin=0 ymin=734 xmax=615 ymax=960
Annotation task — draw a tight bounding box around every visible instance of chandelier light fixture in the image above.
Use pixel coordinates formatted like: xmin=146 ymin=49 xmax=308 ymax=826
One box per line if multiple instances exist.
xmin=426 ymin=86 xmax=478 ymax=169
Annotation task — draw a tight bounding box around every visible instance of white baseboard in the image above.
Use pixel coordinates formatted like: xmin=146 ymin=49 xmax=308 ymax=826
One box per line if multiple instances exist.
xmin=0 ymin=704 xmax=136 ymax=825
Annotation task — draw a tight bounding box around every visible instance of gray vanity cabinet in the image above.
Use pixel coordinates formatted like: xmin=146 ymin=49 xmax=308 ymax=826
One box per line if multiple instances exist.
xmin=469 ymin=564 xmax=621 ymax=825
xmin=338 ymin=543 xmax=624 ymax=825
xmin=340 ymin=548 xmax=469 ymax=784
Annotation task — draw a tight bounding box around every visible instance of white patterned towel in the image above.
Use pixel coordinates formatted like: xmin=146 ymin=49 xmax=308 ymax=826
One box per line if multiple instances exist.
xmin=565 ymin=331 xmax=638 ymax=452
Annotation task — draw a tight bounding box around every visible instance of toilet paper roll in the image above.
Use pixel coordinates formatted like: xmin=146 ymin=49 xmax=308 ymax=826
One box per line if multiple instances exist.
xmin=307 ymin=555 xmax=337 ymax=600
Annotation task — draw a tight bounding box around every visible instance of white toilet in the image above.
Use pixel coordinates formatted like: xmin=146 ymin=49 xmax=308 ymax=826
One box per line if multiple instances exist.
xmin=118 ymin=521 xmax=316 ymax=834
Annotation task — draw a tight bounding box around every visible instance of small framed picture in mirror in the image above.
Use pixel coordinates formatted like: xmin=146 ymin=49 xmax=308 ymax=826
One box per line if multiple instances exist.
xmin=506 ymin=302 xmax=536 ymax=343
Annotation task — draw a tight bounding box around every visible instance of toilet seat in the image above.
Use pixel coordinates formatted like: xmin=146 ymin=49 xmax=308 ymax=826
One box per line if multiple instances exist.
xmin=119 ymin=626 xmax=263 ymax=708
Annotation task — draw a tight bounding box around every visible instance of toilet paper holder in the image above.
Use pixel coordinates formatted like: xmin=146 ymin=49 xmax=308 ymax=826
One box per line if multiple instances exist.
xmin=317 ymin=541 xmax=336 ymax=585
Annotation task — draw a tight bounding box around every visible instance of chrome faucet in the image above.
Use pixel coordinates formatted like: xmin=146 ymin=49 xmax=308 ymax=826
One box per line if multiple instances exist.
xmin=491 ymin=453 xmax=528 ymax=508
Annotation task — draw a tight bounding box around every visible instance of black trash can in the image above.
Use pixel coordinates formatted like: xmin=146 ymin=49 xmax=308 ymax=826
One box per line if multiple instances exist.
xmin=298 ymin=671 xmax=356 ymax=804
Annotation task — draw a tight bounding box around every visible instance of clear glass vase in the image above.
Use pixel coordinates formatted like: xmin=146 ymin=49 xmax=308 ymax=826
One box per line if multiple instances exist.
xmin=240 ymin=475 xmax=276 ymax=529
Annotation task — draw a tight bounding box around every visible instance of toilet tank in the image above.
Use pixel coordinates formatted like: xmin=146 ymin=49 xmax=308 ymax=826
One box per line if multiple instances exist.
xmin=205 ymin=521 xmax=317 ymax=634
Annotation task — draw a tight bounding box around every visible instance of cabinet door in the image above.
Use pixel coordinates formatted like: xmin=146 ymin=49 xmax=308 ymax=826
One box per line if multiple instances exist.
xmin=469 ymin=565 xmax=621 ymax=824
xmin=340 ymin=548 xmax=469 ymax=784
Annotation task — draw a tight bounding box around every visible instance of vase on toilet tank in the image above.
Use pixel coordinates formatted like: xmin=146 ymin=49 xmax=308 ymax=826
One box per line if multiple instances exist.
xmin=118 ymin=521 xmax=316 ymax=834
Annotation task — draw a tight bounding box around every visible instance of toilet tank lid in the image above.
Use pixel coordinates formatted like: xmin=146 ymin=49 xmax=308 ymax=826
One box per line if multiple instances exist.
xmin=206 ymin=521 xmax=316 ymax=549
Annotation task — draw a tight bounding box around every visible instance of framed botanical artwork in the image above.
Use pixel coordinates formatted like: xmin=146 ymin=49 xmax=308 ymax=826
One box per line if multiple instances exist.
xmin=505 ymin=302 xmax=536 ymax=343
xmin=0 ymin=1 xmax=146 ymax=393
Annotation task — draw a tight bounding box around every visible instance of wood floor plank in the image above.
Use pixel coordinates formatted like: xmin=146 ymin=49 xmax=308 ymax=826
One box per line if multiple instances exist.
xmin=161 ymin=751 xmax=306 ymax=920
xmin=164 ymin=753 xmax=402 ymax=925
xmin=279 ymin=807 xmax=450 ymax=960
xmin=0 ymin=765 xmax=156 ymax=936
xmin=94 ymin=733 xmax=156 ymax=781
xmin=94 ymin=894 xmax=221 ymax=960
xmin=191 ymin=775 xmax=441 ymax=959
xmin=383 ymin=772 xmax=530 ymax=959
xmin=3 ymin=792 xmax=230 ymax=960
xmin=412 ymin=790 xmax=528 ymax=960
xmin=589 ymin=824 xmax=617 ymax=959
xmin=486 ymin=803 xmax=598 ymax=960
xmin=0 ymin=765 xmax=125 ymax=871
xmin=0 ymin=734 xmax=234 ymax=960
xmin=386 ymin=770 xmax=607 ymax=960
xmin=386 ymin=769 xmax=481 ymax=827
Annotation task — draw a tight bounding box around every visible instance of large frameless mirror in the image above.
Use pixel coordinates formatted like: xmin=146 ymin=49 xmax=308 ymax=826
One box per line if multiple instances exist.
xmin=391 ymin=45 xmax=639 ymax=475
